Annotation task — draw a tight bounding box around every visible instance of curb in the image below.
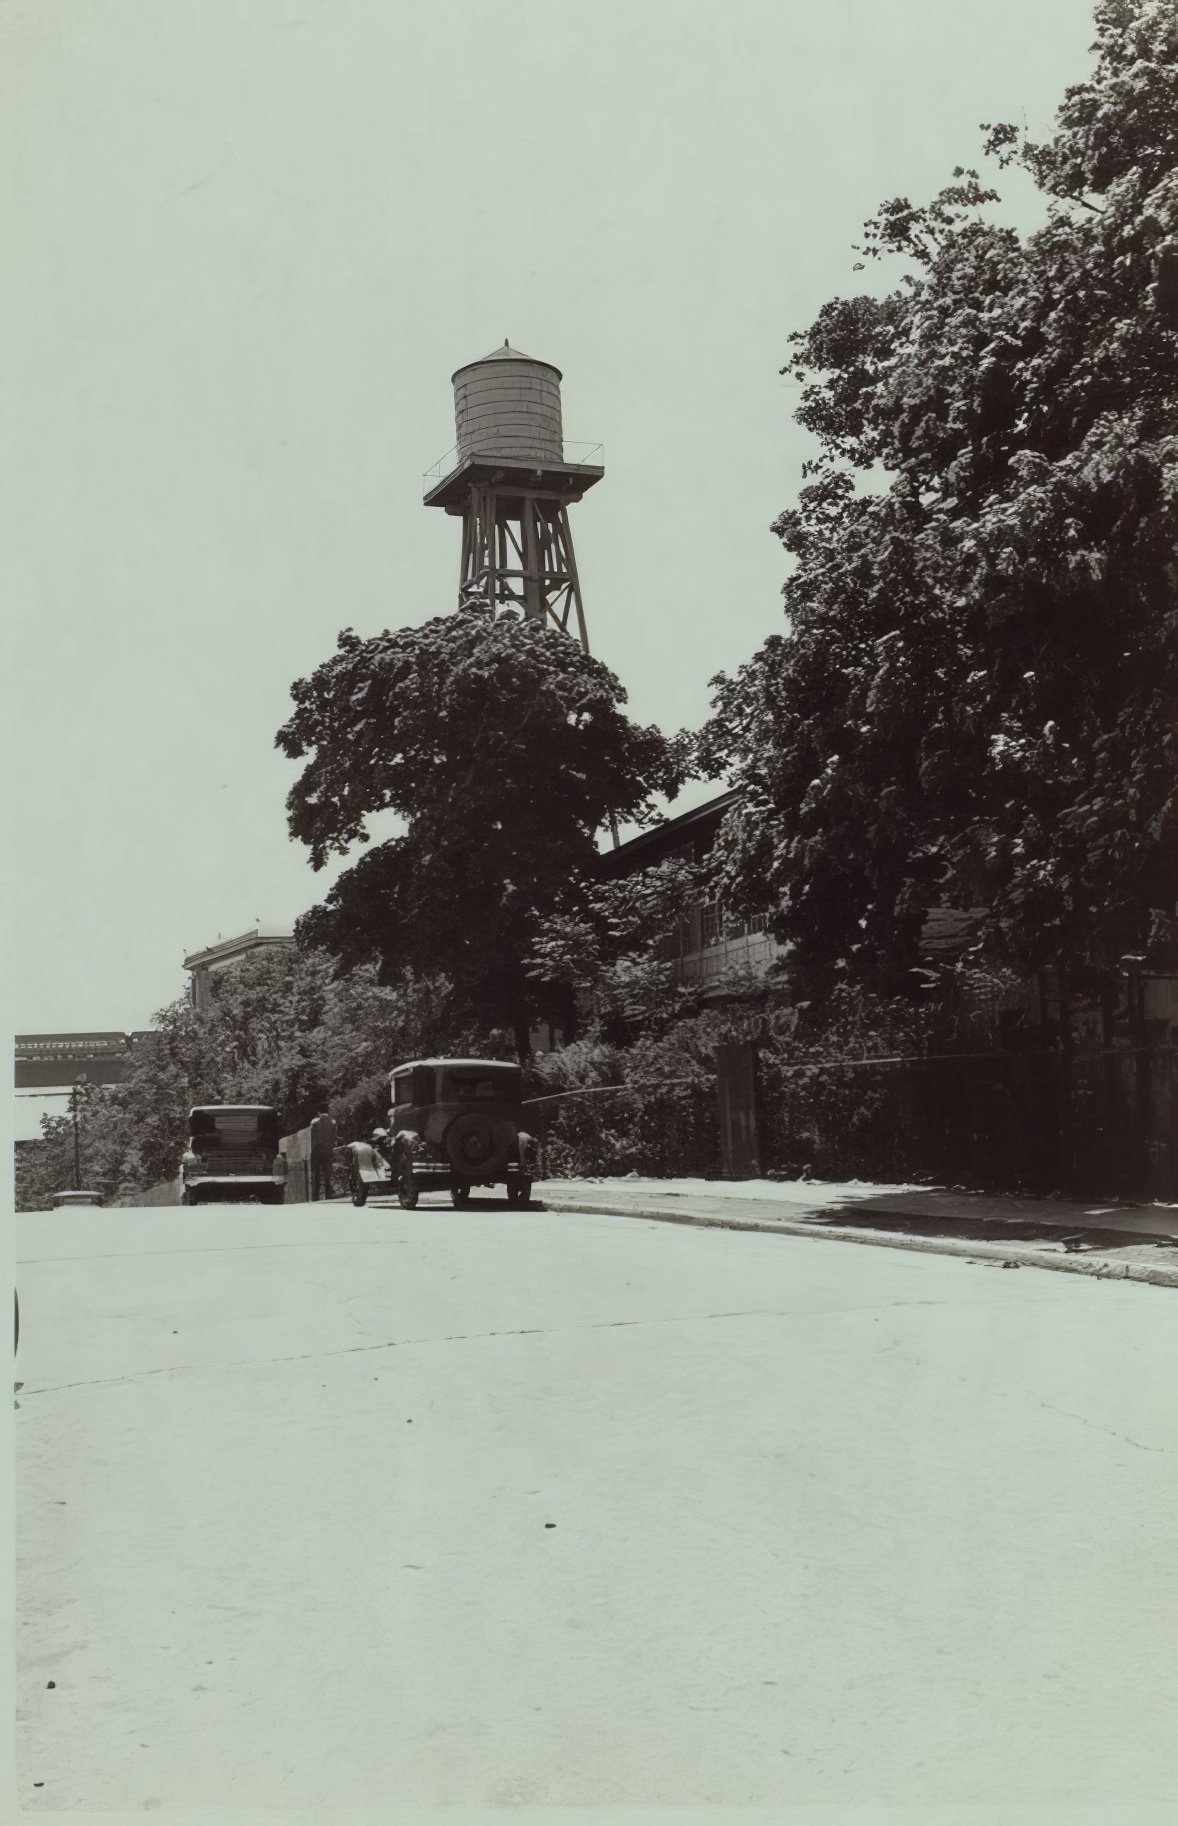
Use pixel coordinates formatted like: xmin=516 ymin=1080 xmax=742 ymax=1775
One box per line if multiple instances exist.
xmin=540 ymin=1196 xmax=1178 ymax=1289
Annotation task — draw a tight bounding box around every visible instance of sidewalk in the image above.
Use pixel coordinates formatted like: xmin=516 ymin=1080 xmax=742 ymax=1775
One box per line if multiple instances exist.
xmin=540 ymin=1175 xmax=1178 ymax=1287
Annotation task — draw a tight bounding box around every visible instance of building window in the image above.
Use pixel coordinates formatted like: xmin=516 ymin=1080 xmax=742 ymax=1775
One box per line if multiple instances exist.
xmin=727 ymin=911 xmax=769 ymax=939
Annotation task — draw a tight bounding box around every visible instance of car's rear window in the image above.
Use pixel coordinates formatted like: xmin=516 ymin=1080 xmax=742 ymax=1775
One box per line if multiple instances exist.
xmin=441 ymin=1071 xmax=518 ymax=1102
xmin=191 ymin=1109 xmax=278 ymax=1145
xmin=442 ymin=1074 xmax=497 ymax=1100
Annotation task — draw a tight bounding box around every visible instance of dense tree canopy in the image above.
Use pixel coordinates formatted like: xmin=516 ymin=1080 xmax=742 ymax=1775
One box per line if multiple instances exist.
xmin=278 ymin=610 xmax=683 ymax=1053
xmin=701 ymin=0 xmax=1178 ymax=1003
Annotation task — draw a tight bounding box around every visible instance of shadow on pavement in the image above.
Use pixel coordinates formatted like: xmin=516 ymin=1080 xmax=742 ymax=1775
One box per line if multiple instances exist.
xmin=819 ymin=1202 xmax=1176 ymax=1253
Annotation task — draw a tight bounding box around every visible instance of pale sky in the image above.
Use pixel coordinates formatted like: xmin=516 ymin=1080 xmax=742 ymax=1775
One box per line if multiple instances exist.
xmin=5 ymin=0 xmax=1097 ymax=1074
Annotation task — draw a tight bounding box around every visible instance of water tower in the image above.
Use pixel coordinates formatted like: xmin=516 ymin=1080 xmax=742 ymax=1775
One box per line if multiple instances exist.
xmin=424 ymin=343 xmax=604 ymax=652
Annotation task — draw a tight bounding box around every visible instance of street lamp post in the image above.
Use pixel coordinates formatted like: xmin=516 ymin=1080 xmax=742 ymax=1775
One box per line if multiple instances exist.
xmin=69 ymin=1074 xmax=89 ymax=1191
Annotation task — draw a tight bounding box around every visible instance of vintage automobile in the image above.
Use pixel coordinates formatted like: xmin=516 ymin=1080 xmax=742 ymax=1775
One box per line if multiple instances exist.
xmin=348 ymin=1059 xmax=542 ymax=1209
xmin=179 ymin=1104 xmax=287 ymax=1206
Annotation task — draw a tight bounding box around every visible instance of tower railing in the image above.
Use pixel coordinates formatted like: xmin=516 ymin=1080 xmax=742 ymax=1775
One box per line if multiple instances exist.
xmin=423 ymin=441 xmax=605 ymax=484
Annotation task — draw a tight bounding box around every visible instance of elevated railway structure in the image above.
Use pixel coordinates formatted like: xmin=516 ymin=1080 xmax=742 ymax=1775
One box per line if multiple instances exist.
xmin=15 ymin=1032 xmax=154 ymax=1093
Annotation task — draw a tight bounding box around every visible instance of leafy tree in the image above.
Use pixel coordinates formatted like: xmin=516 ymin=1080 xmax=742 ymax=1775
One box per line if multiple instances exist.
xmin=701 ymin=0 xmax=1178 ymax=1009
xmin=15 ymin=1118 xmax=78 ymax=1212
xmin=277 ymin=610 xmax=684 ymax=1056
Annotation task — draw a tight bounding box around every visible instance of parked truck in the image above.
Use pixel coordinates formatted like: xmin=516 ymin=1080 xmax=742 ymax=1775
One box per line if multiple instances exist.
xmin=179 ymin=1105 xmax=287 ymax=1206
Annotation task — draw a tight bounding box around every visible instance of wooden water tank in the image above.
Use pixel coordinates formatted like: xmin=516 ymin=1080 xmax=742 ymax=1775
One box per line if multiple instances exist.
xmin=452 ymin=342 xmax=564 ymax=465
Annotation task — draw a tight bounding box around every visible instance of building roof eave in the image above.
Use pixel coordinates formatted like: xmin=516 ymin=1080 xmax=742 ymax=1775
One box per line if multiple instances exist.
xmin=597 ymin=788 xmax=740 ymax=877
xmin=183 ymin=928 xmax=296 ymax=970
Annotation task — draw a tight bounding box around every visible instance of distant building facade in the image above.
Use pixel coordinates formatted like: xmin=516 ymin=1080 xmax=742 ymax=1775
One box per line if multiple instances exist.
xmin=183 ymin=927 xmax=296 ymax=1012
xmin=598 ymin=790 xmax=784 ymax=992
xmin=598 ymin=796 xmax=1178 ymax=1041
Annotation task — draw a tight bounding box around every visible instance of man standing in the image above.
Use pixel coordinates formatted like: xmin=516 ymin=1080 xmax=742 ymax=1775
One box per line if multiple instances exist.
xmin=309 ymin=1107 xmax=336 ymax=1202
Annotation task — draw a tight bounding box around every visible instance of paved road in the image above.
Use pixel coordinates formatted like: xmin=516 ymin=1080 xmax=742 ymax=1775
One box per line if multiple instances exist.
xmin=15 ymin=1200 xmax=1178 ymax=1810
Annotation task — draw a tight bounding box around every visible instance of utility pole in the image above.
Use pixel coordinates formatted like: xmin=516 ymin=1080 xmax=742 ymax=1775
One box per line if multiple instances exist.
xmin=69 ymin=1074 xmax=88 ymax=1191
xmin=1120 ymin=956 xmax=1150 ymax=1194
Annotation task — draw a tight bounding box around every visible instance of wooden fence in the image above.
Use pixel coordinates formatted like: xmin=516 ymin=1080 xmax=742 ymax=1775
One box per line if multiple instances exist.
xmin=752 ymin=1044 xmax=1178 ymax=1200
xmin=525 ymin=1044 xmax=1178 ymax=1198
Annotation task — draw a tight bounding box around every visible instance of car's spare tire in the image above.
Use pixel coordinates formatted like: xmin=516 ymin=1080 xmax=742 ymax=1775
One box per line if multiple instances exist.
xmin=445 ymin=1112 xmax=514 ymax=1181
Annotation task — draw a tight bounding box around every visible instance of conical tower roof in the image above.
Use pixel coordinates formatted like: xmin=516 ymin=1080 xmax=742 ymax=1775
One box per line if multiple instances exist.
xmin=452 ymin=340 xmax=562 ymax=382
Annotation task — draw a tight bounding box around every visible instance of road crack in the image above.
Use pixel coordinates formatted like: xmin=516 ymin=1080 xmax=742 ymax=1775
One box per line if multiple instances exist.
xmin=18 ymin=1307 xmax=786 ymax=1395
xmin=1034 ymin=1400 xmax=1169 ymax=1454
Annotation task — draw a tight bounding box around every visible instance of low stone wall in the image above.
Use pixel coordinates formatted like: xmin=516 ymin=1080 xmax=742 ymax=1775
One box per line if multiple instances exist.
xmin=280 ymin=1127 xmax=313 ymax=1203
xmin=118 ymin=1178 xmax=180 ymax=1208
xmin=280 ymin=1130 xmax=350 ymax=1203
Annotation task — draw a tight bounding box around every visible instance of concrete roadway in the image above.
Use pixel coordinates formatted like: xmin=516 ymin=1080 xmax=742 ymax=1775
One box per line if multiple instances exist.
xmin=14 ymin=1197 xmax=1178 ymax=1811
